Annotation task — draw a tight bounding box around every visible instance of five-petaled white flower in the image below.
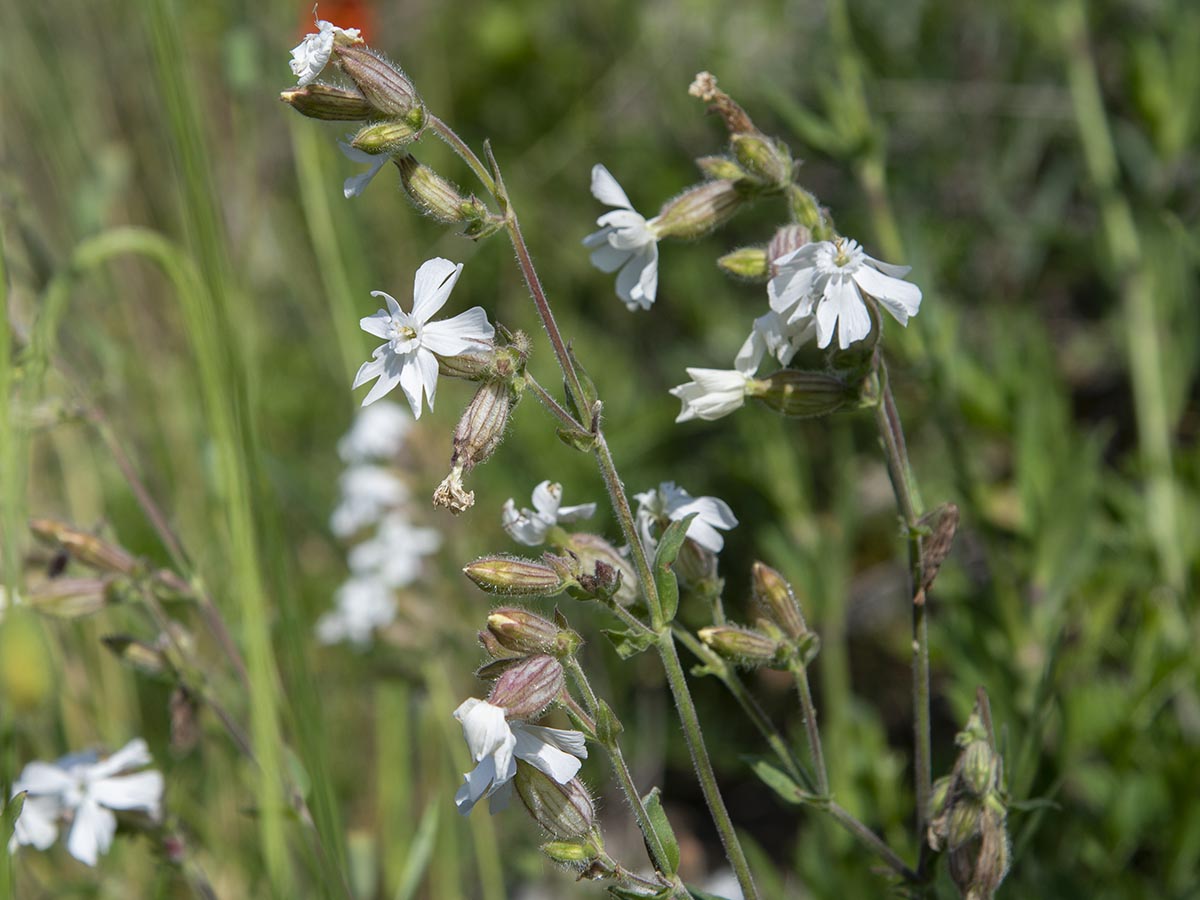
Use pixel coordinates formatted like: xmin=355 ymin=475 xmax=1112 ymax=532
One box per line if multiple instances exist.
xmin=338 ymin=141 xmax=390 ymax=199
xmin=769 ymin=238 xmax=922 ymax=350
xmin=9 ymin=739 xmax=163 ymax=866
xmin=453 ymin=699 xmax=587 ymax=815
xmin=735 ymin=310 xmax=817 ymax=373
xmin=353 ymin=258 xmax=495 ymax=415
xmin=337 ymin=400 xmax=412 ymax=464
xmin=634 ymin=481 xmax=738 ymax=554
xmin=583 ymin=165 xmax=660 ymax=310
xmin=669 ymin=368 xmax=754 ymax=423
xmin=289 ymin=18 xmax=361 ymax=87
xmin=315 ymin=577 xmax=398 ymax=646
xmin=501 ymin=481 xmax=597 ymax=546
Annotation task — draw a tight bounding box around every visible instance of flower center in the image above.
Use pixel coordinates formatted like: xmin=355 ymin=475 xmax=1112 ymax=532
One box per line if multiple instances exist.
xmin=833 ymin=239 xmax=852 ymax=268
xmin=387 ymin=319 xmax=419 ymax=349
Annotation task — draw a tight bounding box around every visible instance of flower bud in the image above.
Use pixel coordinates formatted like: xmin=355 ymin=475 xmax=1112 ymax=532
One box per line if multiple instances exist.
xmin=437 ymin=350 xmax=495 ymax=381
xmin=694 ymin=155 xmax=747 ymax=181
xmin=674 ymin=537 xmax=718 ymax=591
xmin=464 ymin=556 xmax=571 ymax=597
xmin=395 ymin=156 xmax=490 ymax=226
xmin=767 ymin=225 xmax=813 ymax=273
xmin=451 ymin=379 xmax=516 ymax=473
xmin=960 ymin=740 xmax=995 ymax=798
xmin=785 ymin=185 xmax=825 ymax=231
xmin=487 ymin=608 xmax=581 ymax=658
xmin=946 ymin=806 xmax=1008 ymax=900
xmin=280 ymin=83 xmax=376 ymax=121
xmin=487 ymin=654 xmax=564 ymax=719
xmin=514 ymin=764 xmax=595 ymax=841
xmin=351 ymin=120 xmax=422 ymax=154
xmin=717 ymin=246 xmax=769 ymax=281
xmin=101 ymin=634 xmax=169 ymax=677
xmin=333 ymin=45 xmax=423 ymax=123
xmin=751 ymin=561 xmax=808 ymax=640
xmin=698 ymin=625 xmax=785 ymax=667
xmin=731 ymin=132 xmax=793 ymax=188
xmin=540 ymin=839 xmax=599 ymax=864
xmin=29 ymin=519 xmax=138 ymax=575
xmin=651 ymin=180 xmax=746 ymax=241
xmin=26 ymin=577 xmax=114 ymax=618
xmin=749 ymin=370 xmax=853 ymax=418
xmin=478 ymin=628 xmax=522 ymax=660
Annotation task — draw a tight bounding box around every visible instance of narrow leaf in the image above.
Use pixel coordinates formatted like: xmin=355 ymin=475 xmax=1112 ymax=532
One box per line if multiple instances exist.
xmin=641 ymin=787 xmax=681 ymax=876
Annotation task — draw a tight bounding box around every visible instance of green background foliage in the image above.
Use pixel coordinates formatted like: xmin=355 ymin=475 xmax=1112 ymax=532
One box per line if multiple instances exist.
xmin=1 ymin=0 xmax=1197 ymax=897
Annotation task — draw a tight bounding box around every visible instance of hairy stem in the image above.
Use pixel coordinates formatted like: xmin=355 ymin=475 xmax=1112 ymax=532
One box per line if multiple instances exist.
xmin=788 ymin=659 xmax=829 ymax=797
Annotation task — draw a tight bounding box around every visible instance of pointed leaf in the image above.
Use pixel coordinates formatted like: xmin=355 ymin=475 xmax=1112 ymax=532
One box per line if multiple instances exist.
xmin=653 ymin=513 xmax=696 ymax=623
xmin=746 ymin=757 xmax=817 ymax=805
xmin=603 ymin=627 xmax=655 ymax=660
xmin=641 ymin=787 xmax=681 ymax=876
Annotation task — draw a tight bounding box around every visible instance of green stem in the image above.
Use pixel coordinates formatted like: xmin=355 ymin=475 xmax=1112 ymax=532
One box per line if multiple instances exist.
xmin=523 ymin=372 xmax=586 ymax=432
xmin=788 ymin=659 xmax=829 ymax=797
xmin=426 ymin=114 xmax=497 ymax=197
xmin=593 ymin=433 xmax=661 ymax=626
xmin=657 ymin=633 xmax=759 ymax=900
xmin=1054 ymin=0 xmax=1184 ymax=593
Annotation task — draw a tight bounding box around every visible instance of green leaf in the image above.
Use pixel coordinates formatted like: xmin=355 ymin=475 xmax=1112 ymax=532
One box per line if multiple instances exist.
xmin=687 ymin=889 xmax=734 ymax=900
xmin=595 ymin=699 xmax=624 ymax=743
xmin=641 ymin=787 xmax=681 ymax=876
xmin=653 ymin=513 xmax=695 ymax=623
xmin=607 ymin=887 xmax=672 ymax=900
xmin=603 ymin=627 xmax=655 ymax=660
xmin=747 ymin=757 xmax=814 ymax=805
xmin=3 ymin=792 xmax=26 ymax=846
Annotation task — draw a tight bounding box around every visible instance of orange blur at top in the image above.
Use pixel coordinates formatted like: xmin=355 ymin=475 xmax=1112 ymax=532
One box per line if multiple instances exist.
xmin=295 ymin=0 xmax=376 ymax=43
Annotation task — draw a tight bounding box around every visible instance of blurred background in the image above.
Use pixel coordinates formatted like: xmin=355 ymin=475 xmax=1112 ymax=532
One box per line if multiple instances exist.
xmin=1 ymin=0 xmax=1197 ymax=896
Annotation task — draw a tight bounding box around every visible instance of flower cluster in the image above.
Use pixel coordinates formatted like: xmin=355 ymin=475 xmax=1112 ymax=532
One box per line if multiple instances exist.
xmin=501 ymin=481 xmax=597 ymax=547
xmin=317 ymin=401 xmax=442 ymax=647
xmin=634 ymin=481 xmax=738 ymax=554
xmin=8 ymin=739 xmax=163 ymax=866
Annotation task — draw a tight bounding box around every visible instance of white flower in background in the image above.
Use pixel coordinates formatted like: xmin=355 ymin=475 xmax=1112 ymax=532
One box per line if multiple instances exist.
xmin=289 ymin=19 xmax=361 ymax=87
xmin=354 ymin=258 xmax=495 ymax=415
xmin=337 ymin=400 xmax=412 ymax=464
xmin=583 ymin=165 xmax=660 ymax=311
xmin=315 ymin=577 xmax=397 ymax=646
xmin=338 ymin=141 xmax=391 ymax=199
xmin=347 ymin=511 xmax=442 ymax=587
xmin=634 ymin=481 xmax=738 ymax=554
xmin=669 ymin=368 xmax=754 ymax=423
xmin=769 ymin=238 xmax=922 ymax=350
xmin=735 ymin=310 xmax=817 ymax=373
xmin=9 ymin=739 xmax=163 ymax=866
xmin=501 ymin=481 xmax=597 ymax=547
xmin=329 ymin=465 xmax=409 ymax=538
xmin=452 ymin=699 xmax=587 ymax=815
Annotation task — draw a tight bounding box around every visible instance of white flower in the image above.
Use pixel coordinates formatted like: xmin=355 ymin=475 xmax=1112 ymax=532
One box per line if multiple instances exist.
xmin=329 ymin=465 xmax=409 ymax=538
xmin=768 ymin=238 xmax=922 ymax=350
xmin=669 ymin=368 xmax=753 ymax=423
xmin=347 ymin=511 xmax=441 ymax=587
xmin=501 ymin=481 xmax=597 ymax=546
xmin=338 ymin=141 xmax=391 ymax=199
xmin=315 ymin=577 xmax=397 ymax=646
xmin=289 ymin=19 xmax=361 ymax=87
xmin=582 ymin=165 xmax=660 ymax=310
xmin=353 ymin=258 xmax=495 ymax=415
xmin=10 ymin=739 xmax=163 ymax=866
xmin=337 ymin=400 xmax=413 ymax=464
xmin=634 ymin=481 xmax=738 ymax=554
xmin=735 ymin=310 xmax=817 ymax=373
xmin=452 ymin=699 xmax=587 ymax=815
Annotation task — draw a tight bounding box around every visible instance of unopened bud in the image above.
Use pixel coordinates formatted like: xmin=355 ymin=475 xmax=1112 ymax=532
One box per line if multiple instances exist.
xmin=698 ymin=625 xmax=785 ymax=667
xmin=718 ymin=247 xmax=769 ymax=281
xmin=541 ymin=839 xmax=599 ymax=864
xmin=333 ymin=45 xmax=423 ymax=123
xmin=487 ymin=608 xmax=580 ymax=658
xmin=731 ymin=132 xmax=792 ymax=188
xmin=768 ymin=225 xmax=813 ymax=273
xmin=695 ymin=155 xmax=747 ymax=181
xmin=351 ymin=120 xmax=422 ymax=154
xmin=452 ymin=380 xmax=516 ymax=473
xmin=651 ymin=180 xmax=746 ymax=240
xmin=29 ymin=519 xmax=138 ymax=575
xmin=515 ymin=764 xmax=595 ymax=841
xmin=751 ymin=561 xmax=808 ymax=640
xmin=438 ymin=350 xmax=495 ymax=381
xmin=961 ymin=740 xmax=995 ymax=798
xmin=101 ymin=634 xmax=169 ymax=677
xmin=674 ymin=537 xmax=718 ymax=590
xmin=395 ymin=155 xmax=490 ymax=226
xmin=487 ymin=654 xmax=564 ymax=719
xmin=947 ymin=799 xmax=983 ymax=850
xmin=750 ymin=370 xmax=853 ymax=418
xmin=464 ymin=556 xmax=571 ymax=597
xmin=785 ymin=185 xmax=825 ymax=231
xmin=280 ymin=83 xmax=376 ymax=120
xmin=479 ymin=628 xmax=522 ymax=660
xmin=26 ymin=577 xmax=113 ymax=618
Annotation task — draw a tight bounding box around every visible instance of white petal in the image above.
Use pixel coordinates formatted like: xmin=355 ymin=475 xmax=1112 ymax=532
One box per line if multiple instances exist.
xmin=455 ymin=757 xmax=498 ymax=815
xmin=65 ymin=798 xmax=116 ymax=866
xmin=556 ymin=503 xmax=596 ymax=523
xmin=416 ymin=348 xmax=440 ymax=411
xmin=590 ymin=164 xmax=633 ymax=210
xmin=515 ymin=723 xmax=588 ymax=760
xmin=615 ymin=246 xmax=658 ymax=310
xmin=420 ymin=307 xmax=494 ymax=356
xmin=853 ymin=265 xmax=922 ymax=324
xmin=674 ymin=495 xmax=738 ymax=531
xmin=587 ymin=240 xmax=632 ymax=273
xmin=359 ymin=309 xmax=393 ymax=339
xmin=338 ymin=140 xmax=377 ymax=165
xmin=395 ymin=351 xmax=426 ymax=417
xmin=361 ymin=353 xmax=404 ymax=408
xmin=513 ymin=735 xmax=583 ymax=785
xmin=91 ymin=771 xmax=163 ymax=816
xmin=14 ymin=762 xmax=74 ymax=795
xmin=87 ymin=739 xmax=151 ymax=781
xmin=455 ymin=700 xmax=512 ymax=762
xmin=530 ymin=481 xmax=561 ymax=517
xmin=823 ymin=276 xmax=871 ymax=349
xmin=343 ymin=154 xmax=389 ymax=199
xmin=11 ymin=794 xmax=61 ymax=850
xmin=411 ymin=258 xmax=463 ymax=322
xmin=685 ymin=518 xmax=726 ymax=553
